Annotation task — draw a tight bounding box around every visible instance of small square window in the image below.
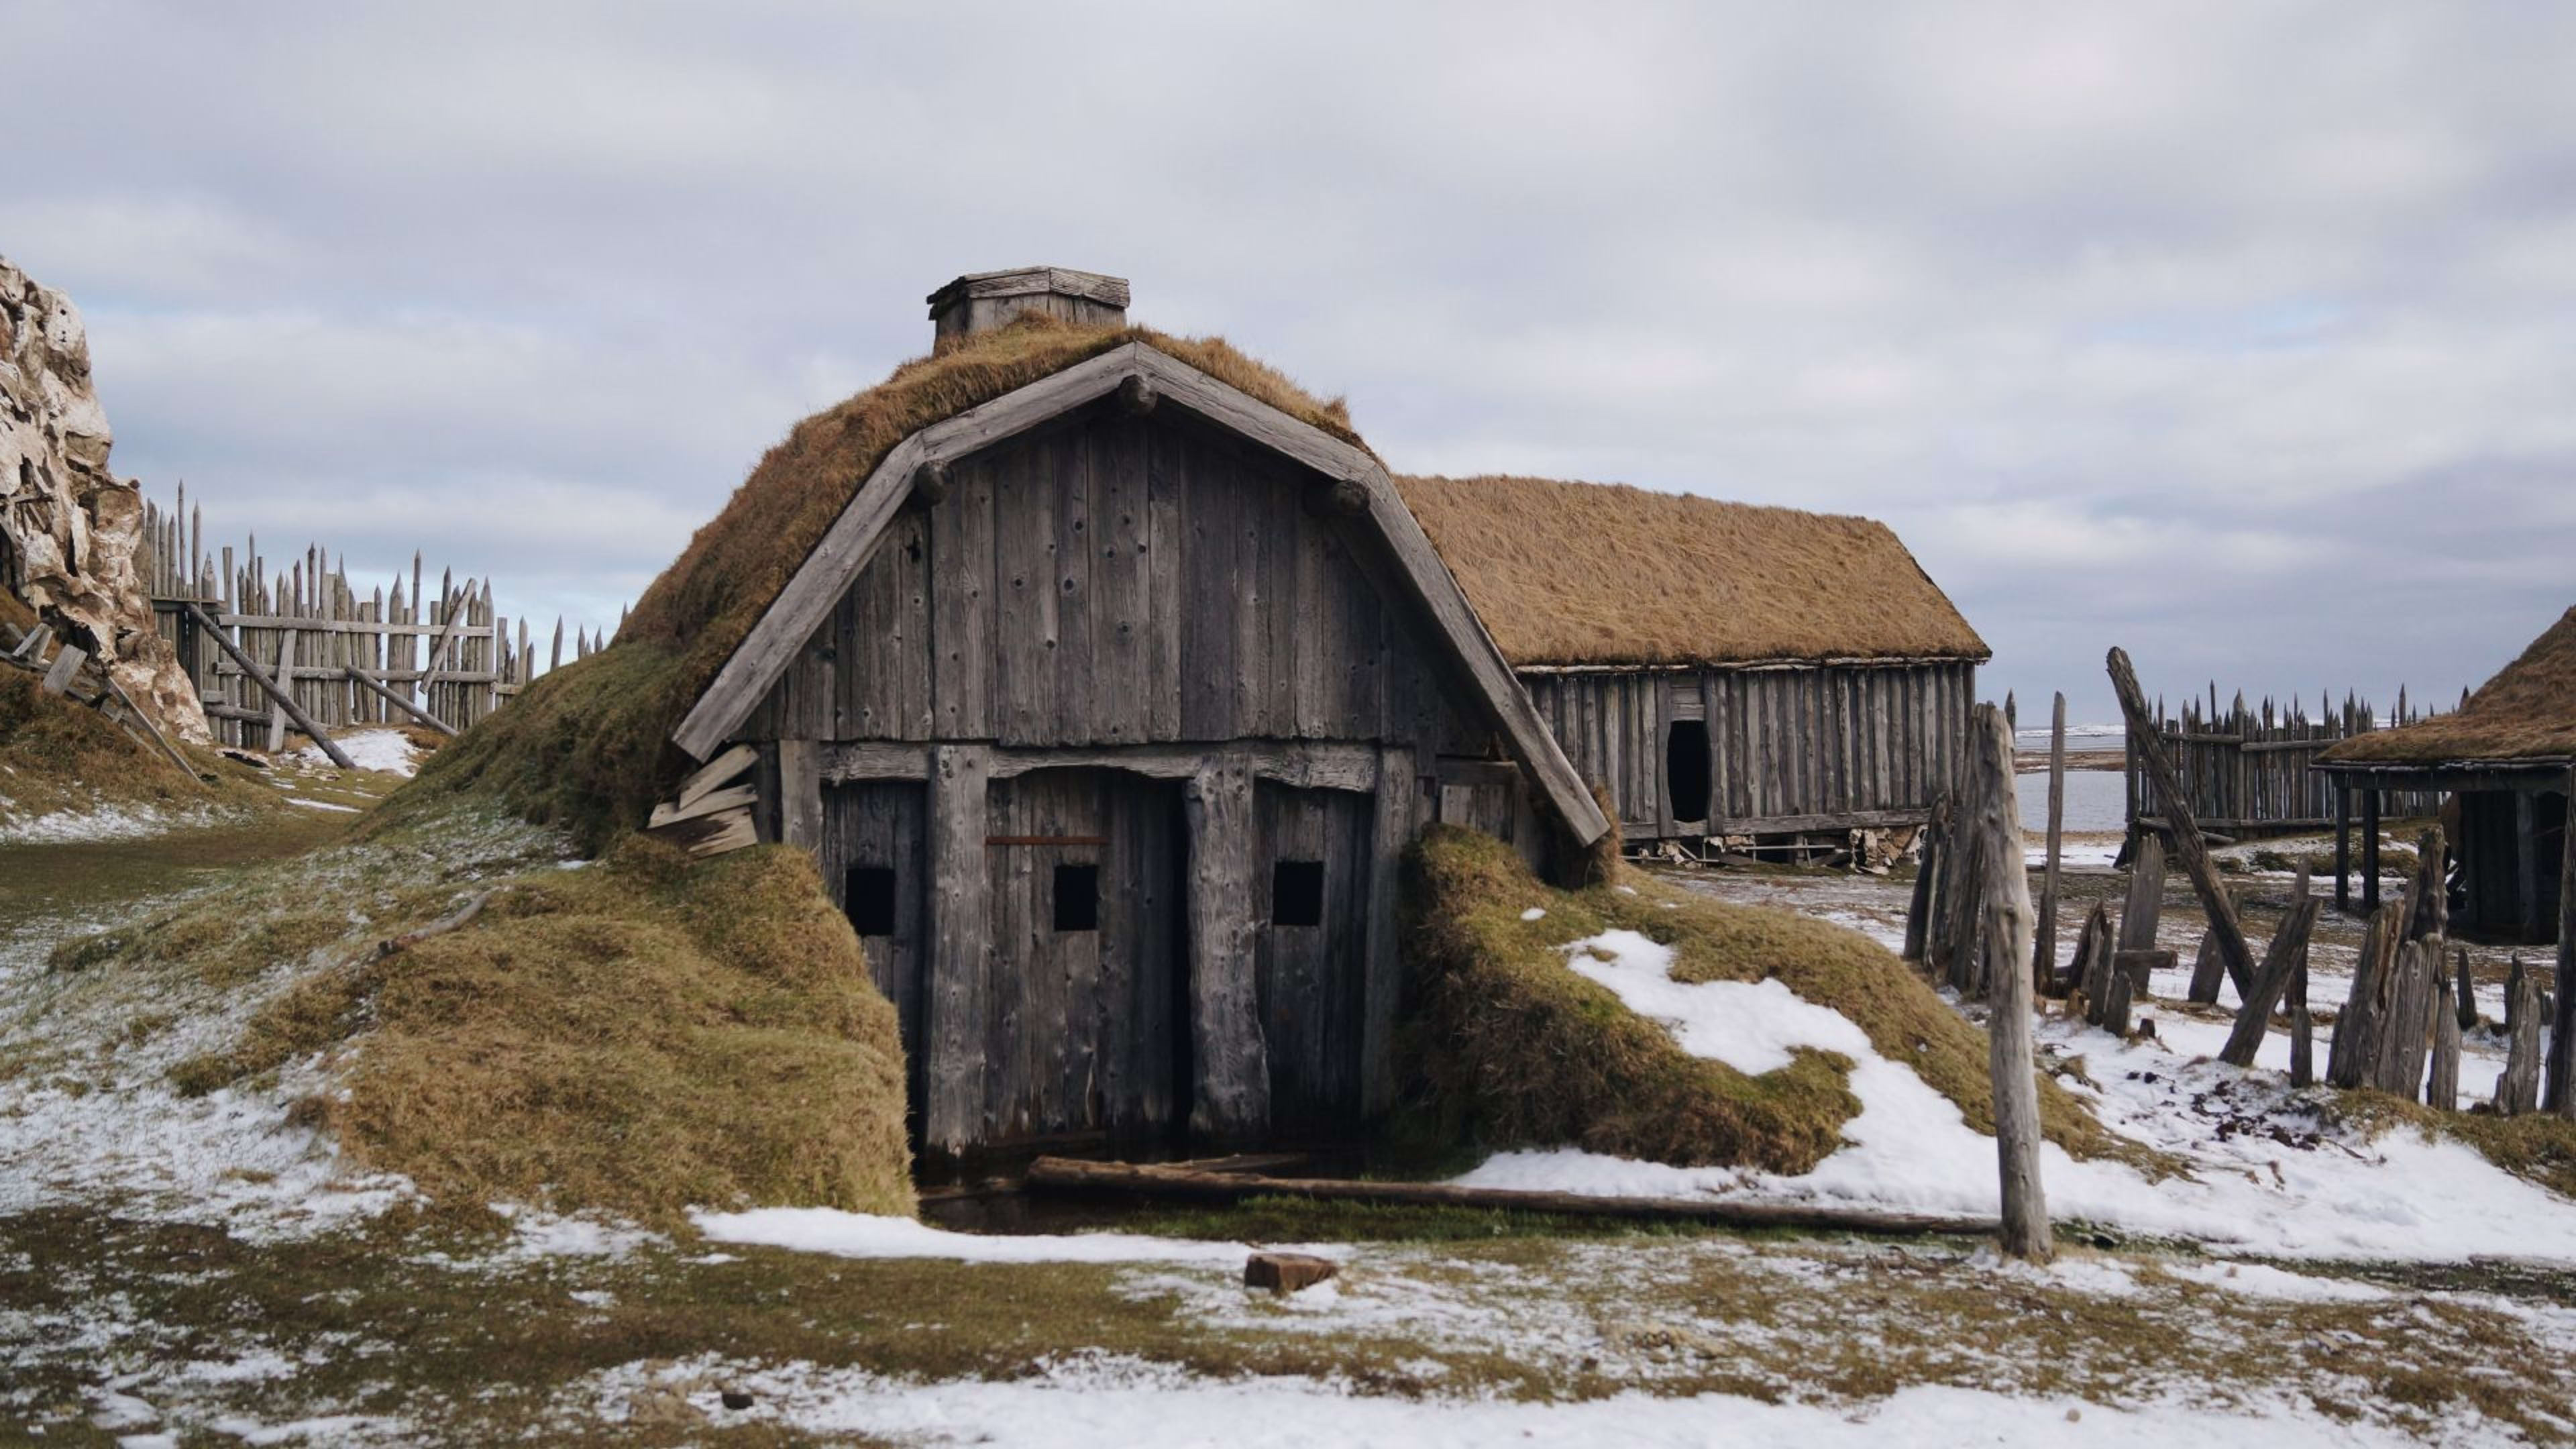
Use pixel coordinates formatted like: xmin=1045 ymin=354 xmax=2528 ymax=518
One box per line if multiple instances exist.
xmin=845 ymin=865 xmax=898 ymax=936
xmin=1271 ymin=860 xmax=1326 ymax=927
xmin=1053 ymin=863 xmax=1099 ymax=932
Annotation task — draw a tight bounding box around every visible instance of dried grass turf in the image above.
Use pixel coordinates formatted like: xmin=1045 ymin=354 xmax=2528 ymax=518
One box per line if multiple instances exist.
xmin=396 ymin=313 xmax=1358 ymax=850
xmin=0 ymin=669 xmax=280 ymax=824
xmin=1395 ymin=474 xmax=1987 ymax=668
xmin=2323 ymin=604 xmax=2576 ymax=765
xmin=163 ymin=832 xmax=914 ymax=1226
xmin=1402 ymin=826 xmax=2148 ymax=1174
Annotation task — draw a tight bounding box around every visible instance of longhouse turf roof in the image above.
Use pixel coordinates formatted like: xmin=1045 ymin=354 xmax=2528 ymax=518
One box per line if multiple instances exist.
xmin=1393 ymin=474 xmax=1987 ymax=669
xmin=396 ymin=315 xmax=1360 ymax=847
xmin=2320 ymin=605 xmax=2576 ymax=767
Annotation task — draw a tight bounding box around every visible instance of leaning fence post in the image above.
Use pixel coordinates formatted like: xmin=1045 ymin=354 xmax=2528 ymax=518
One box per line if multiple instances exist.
xmin=1971 ymin=702 xmax=2051 ymax=1263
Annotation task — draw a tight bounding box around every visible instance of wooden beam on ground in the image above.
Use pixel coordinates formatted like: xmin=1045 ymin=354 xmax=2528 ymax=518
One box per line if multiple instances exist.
xmin=1970 ymin=702 xmax=2051 ymax=1263
xmin=1023 ymin=1157 xmax=2002 ymax=1238
xmin=345 ymin=667 xmax=458 ymax=735
xmin=2107 ymin=648 xmax=2257 ymax=998
xmin=182 ymin=603 xmax=356 ymax=769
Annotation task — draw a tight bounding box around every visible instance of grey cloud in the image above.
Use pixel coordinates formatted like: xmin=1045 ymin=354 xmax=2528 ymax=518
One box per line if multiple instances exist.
xmin=1 ymin=0 xmax=2569 ymax=718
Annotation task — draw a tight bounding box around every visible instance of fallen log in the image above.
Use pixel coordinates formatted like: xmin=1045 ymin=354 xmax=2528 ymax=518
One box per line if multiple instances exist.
xmin=1022 ymin=1157 xmax=2001 ymax=1238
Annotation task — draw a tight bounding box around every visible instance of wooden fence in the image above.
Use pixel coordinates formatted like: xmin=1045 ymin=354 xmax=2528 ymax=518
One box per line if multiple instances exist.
xmin=2125 ymin=685 xmax=2447 ymax=839
xmin=138 ymin=485 xmax=609 ymax=751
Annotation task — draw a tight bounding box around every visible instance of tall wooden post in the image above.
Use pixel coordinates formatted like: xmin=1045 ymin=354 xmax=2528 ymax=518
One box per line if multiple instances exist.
xmin=2033 ymin=692 xmax=2067 ymax=994
xmin=921 ymin=743 xmax=993 ymax=1157
xmin=1185 ymin=759 xmax=1271 ymax=1146
xmin=1972 ymin=703 xmax=2051 ymax=1263
xmin=2548 ymin=766 xmax=2576 ymax=1116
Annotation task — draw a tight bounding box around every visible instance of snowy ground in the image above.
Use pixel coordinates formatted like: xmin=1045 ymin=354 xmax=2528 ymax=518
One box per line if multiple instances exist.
xmin=1459 ymin=917 xmax=2572 ymax=1263
xmin=5 ymin=802 xmax=2575 ymax=1442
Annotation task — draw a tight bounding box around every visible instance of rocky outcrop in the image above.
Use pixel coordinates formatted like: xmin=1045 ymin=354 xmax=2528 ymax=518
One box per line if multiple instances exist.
xmin=1 ymin=256 xmax=209 ymax=743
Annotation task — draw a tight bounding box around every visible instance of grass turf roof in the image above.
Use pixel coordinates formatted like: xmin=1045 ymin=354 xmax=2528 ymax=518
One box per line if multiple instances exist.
xmin=2320 ymin=606 xmax=2576 ymax=767
xmin=392 ymin=314 xmax=1360 ymax=848
xmin=1394 ymin=474 xmax=1988 ymax=669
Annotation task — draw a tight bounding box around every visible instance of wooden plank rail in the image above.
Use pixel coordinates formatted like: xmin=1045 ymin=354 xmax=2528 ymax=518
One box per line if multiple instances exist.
xmin=2124 ymin=678 xmax=2445 ymax=844
xmin=137 ymin=488 xmax=604 ymax=750
xmin=1023 ymin=1157 xmax=2002 ymax=1237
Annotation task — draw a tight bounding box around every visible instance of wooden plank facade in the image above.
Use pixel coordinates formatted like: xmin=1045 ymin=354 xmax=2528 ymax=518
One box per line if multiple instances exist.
xmin=715 ymin=336 xmax=1588 ymax=1167
xmin=1524 ymin=661 xmax=1977 ymax=843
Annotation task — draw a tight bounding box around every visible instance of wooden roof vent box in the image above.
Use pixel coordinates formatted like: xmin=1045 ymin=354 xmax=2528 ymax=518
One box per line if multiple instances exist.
xmin=926 ymin=266 xmax=1130 ymax=344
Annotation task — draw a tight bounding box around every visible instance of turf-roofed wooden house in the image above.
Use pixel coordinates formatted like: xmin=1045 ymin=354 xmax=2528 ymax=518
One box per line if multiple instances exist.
xmin=656 ymin=268 xmax=1611 ymax=1166
xmin=2314 ymin=606 xmax=2574 ymax=942
xmin=1398 ymin=476 xmax=1988 ymax=855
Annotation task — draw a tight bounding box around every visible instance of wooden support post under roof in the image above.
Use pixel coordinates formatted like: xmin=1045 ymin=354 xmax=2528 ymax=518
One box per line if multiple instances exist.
xmin=1184 ymin=759 xmax=1269 ymax=1146
xmin=920 ymin=745 xmax=992 ymax=1157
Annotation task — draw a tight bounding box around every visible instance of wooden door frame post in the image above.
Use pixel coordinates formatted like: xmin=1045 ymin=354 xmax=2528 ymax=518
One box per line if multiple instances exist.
xmin=2547 ymin=766 xmax=2576 ymax=1116
xmin=2334 ymin=783 xmax=2351 ymax=913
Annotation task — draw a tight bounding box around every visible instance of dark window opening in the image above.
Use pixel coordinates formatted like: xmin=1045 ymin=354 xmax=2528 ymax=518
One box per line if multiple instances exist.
xmin=1054 ymin=863 xmax=1099 ymax=932
xmin=845 ymin=865 xmax=898 ymax=936
xmin=1271 ymin=860 xmax=1326 ymax=927
xmin=1666 ymin=719 xmax=1711 ymax=824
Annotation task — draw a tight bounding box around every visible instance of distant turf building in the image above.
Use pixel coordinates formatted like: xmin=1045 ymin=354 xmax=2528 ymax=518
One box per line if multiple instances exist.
xmin=2316 ymin=606 xmax=2574 ymax=943
xmin=1399 ymin=475 xmax=1986 ymax=855
xmin=653 ymin=268 xmax=1980 ymax=1162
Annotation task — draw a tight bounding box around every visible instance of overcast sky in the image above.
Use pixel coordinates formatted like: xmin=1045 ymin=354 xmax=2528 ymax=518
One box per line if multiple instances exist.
xmin=7 ymin=1 xmax=2572 ymax=724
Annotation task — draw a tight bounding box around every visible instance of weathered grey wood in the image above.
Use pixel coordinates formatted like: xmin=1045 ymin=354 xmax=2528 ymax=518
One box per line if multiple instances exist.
xmin=2289 ymin=955 xmax=2315 ymax=1088
xmin=2429 ymin=970 xmax=2462 ymax=1110
xmin=182 ymin=603 xmax=355 ymax=769
xmin=775 ymin=739 xmax=822 ymax=852
xmin=2074 ymin=902 xmax=2116 ymax=1023
xmin=1024 ymin=1156 xmax=2001 ymax=1236
xmin=1361 ymin=746 xmax=1414 ymax=1117
xmin=2218 ymin=880 xmax=2319 ymax=1069
xmin=2497 ymin=956 xmax=2543 ymax=1116
xmin=1132 ymin=348 xmax=1605 ymax=848
xmin=2185 ymin=928 xmax=2225 ymax=1005
xmin=265 ymin=629 xmax=295 ymax=746
xmin=1184 ymin=761 xmax=1269 ymax=1144
xmin=2375 ymin=938 xmax=2438 ymax=1097
xmin=1903 ymin=796 xmax=1945 ymax=963
xmin=817 ymin=739 xmax=1385 ymax=792
xmin=2116 ymin=832 xmax=2167 ymax=964
xmin=2108 ymin=648 xmax=2256 ymax=998
xmin=345 ymin=667 xmax=458 ymax=735
xmin=2033 ymin=692 xmax=2067 ymax=994
xmin=2098 ymin=953 xmax=2137 ymax=1037
xmin=675 ymin=347 xmax=1139 ymax=758
xmin=1970 ymin=703 xmax=2049 ymax=1263
xmin=2327 ymin=903 xmax=2403 ymax=1090
xmin=39 ymin=642 xmax=85 ymax=696
xmin=673 ymin=743 xmax=758 ymax=812
xmin=2550 ymin=765 xmax=2576 ymax=1116
xmin=2333 ymin=784 xmax=2351 ymax=912
xmin=647 ymin=783 xmax=758 ymax=830
xmin=921 ymin=744 xmax=993 ymax=1155
xmin=644 ymin=802 xmax=758 ymax=859
xmin=2455 ymin=947 xmax=2480 ymax=1032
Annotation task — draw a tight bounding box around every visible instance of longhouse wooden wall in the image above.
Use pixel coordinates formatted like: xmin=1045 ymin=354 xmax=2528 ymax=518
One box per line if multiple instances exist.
xmin=1524 ymin=661 xmax=1977 ymax=841
xmin=745 ymin=403 xmax=1529 ymax=1164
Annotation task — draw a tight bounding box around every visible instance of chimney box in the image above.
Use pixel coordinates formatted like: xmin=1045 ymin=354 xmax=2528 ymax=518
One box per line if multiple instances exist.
xmin=926 ymin=267 xmax=1130 ymax=344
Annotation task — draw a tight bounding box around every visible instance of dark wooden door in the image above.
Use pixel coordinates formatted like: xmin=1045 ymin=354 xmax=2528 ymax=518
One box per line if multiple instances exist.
xmin=982 ymin=767 xmax=1187 ymax=1149
xmin=821 ymin=780 xmax=928 ymax=1125
xmin=1254 ymin=782 xmax=1373 ymax=1139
